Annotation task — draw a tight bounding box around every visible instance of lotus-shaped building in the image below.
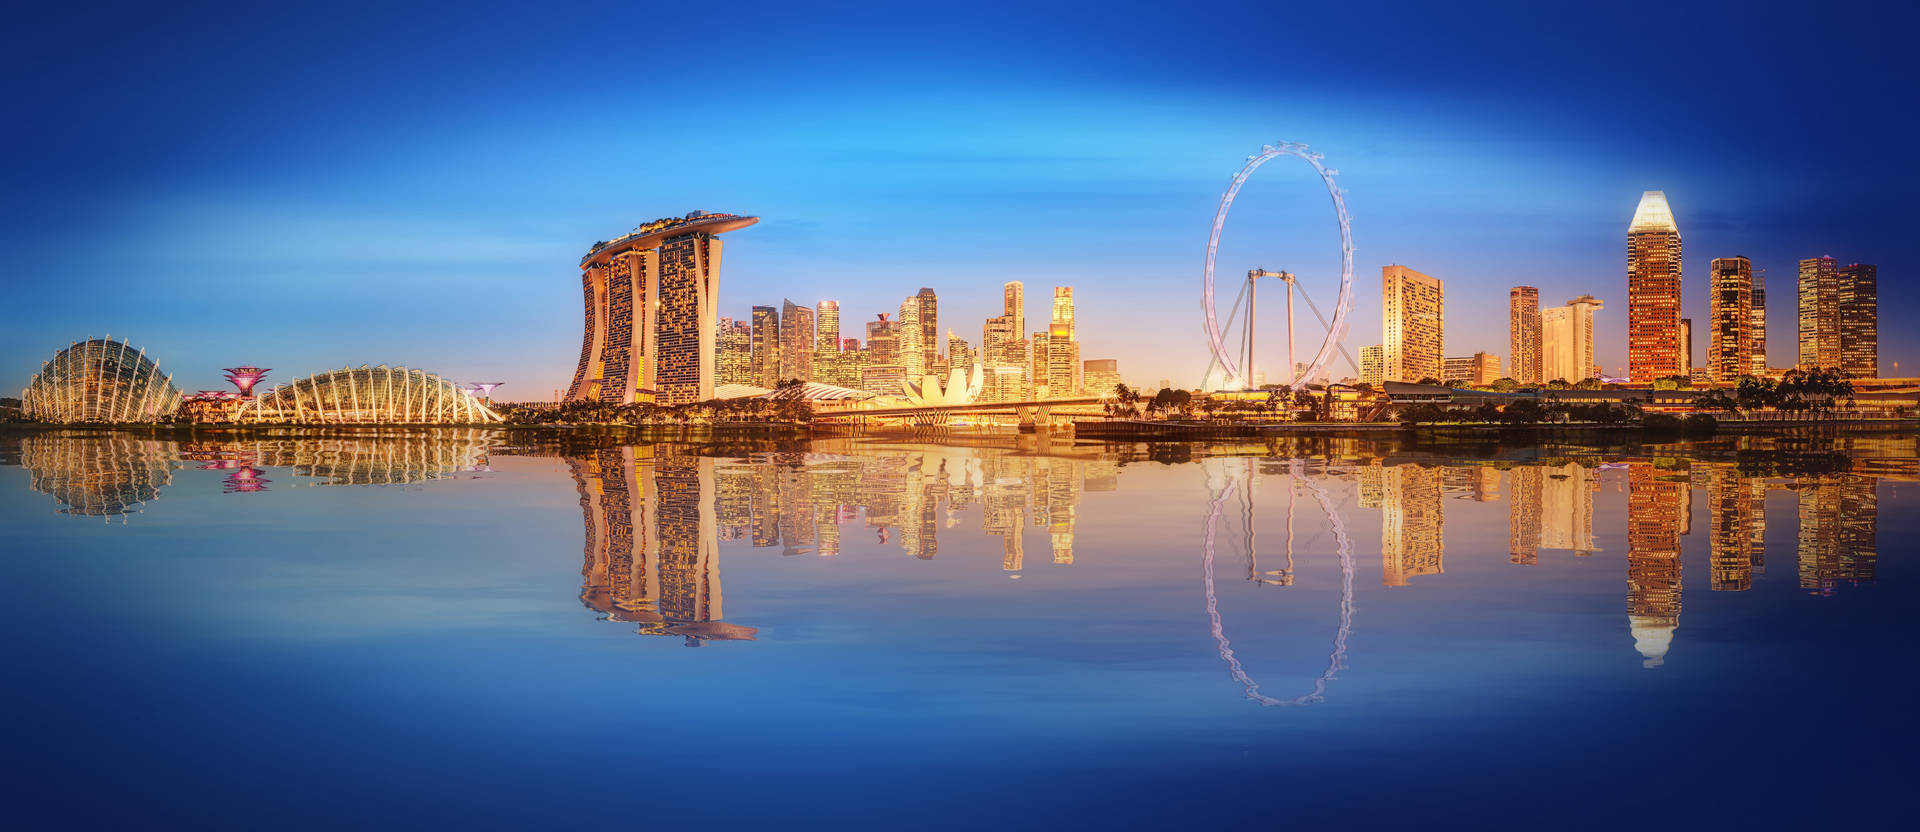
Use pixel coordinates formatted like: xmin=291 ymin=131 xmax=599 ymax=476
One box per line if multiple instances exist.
xmin=21 ymin=337 xmax=182 ymax=423
xmin=903 ymin=364 xmax=983 ymax=407
xmin=238 ymin=365 xmax=502 ymax=424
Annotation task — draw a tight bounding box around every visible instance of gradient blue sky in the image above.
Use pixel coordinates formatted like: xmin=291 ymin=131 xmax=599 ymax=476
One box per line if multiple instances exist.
xmin=5 ymin=0 xmax=1914 ymax=395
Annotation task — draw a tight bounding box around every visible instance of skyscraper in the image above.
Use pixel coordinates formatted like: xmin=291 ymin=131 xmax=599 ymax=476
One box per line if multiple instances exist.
xmin=1003 ymin=281 xmax=1025 ymax=344
xmin=1509 ymin=286 xmax=1541 ymax=385
xmin=1679 ymin=318 xmax=1693 ymax=378
xmin=863 ymin=313 xmax=902 ymax=395
xmin=750 ymin=305 xmax=779 ymax=387
xmin=1751 ymin=268 xmax=1767 ymax=375
xmin=1541 ymin=295 xmax=1603 ymax=384
xmin=1030 ymin=331 xmax=1050 ymax=398
xmin=914 ymin=287 xmax=939 ymax=365
xmin=566 ymin=212 xmax=758 ymax=404
xmin=1082 ymin=358 xmax=1121 ymax=398
xmin=947 ymin=330 xmax=976 ymax=376
xmin=1047 ymin=287 xmax=1078 ymax=395
xmin=1627 ymin=191 xmax=1683 ymax=382
xmin=1837 ymin=264 xmax=1878 ymax=377
xmin=1382 ymin=265 xmax=1443 ymax=383
xmin=815 ymin=300 xmax=841 ymax=384
xmin=1708 ymin=256 xmax=1753 ymax=382
xmin=779 ymin=299 xmax=814 ymax=384
xmin=1798 ymin=256 xmax=1841 ymax=370
xmin=716 ymin=317 xmax=752 ymax=386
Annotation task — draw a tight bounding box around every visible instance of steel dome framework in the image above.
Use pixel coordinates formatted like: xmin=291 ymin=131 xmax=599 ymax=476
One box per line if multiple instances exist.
xmin=239 ymin=365 xmax=502 ymax=424
xmin=22 ymin=337 xmax=182 ymax=423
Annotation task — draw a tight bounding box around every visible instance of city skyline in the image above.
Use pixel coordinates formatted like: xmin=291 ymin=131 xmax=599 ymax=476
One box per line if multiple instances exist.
xmin=5 ymin=3 xmax=1916 ymax=397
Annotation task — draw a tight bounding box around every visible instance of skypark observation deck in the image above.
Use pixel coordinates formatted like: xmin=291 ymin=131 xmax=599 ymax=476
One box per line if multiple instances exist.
xmin=579 ymin=212 xmax=760 ymax=268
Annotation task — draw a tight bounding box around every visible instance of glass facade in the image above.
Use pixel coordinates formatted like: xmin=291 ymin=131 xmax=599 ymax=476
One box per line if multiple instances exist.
xmin=240 ymin=365 xmax=501 ymax=424
xmin=22 ymin=338 xmax=182 ymax=423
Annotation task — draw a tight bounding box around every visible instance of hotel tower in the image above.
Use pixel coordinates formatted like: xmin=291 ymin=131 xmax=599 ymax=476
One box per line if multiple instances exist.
xmin=1626 ymin=191 xmax=1683 ymax=382
xmin=566 ymin=211 xmax=758 ymax=405
xmin=1382 ymin=265 xmax=1443 ymax=383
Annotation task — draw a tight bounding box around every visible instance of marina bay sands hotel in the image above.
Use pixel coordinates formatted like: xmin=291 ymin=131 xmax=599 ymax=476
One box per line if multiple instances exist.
xmin=565 ymin=211 xmax=759 ymax=405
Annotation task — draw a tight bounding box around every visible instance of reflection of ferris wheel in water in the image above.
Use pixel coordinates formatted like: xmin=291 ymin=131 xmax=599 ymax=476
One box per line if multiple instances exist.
xmin=1202 ymin=458 xmax=1355 ymax=706
xmin=1202 ymin=141 xmax=1358 ymax=390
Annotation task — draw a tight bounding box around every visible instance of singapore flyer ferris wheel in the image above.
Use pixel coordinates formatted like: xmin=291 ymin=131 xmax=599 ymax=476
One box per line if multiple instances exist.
xmin=1201 ymin=141 xmax=1356 ymax=391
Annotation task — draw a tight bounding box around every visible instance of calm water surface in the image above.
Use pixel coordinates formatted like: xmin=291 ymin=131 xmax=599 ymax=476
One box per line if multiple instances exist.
xmin=2 ymin=428 xmax=1912 ymax=828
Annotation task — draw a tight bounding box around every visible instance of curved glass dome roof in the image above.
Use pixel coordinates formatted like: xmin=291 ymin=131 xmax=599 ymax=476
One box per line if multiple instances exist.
xmin=21 ymin=337 xmax=182 ymax=423
xmin=240 ymin=365 xmax=502 ymax=424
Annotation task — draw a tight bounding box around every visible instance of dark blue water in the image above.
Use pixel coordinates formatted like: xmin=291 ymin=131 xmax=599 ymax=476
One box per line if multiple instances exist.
xmin=1 ymin=429 xmax=1911 ymax=829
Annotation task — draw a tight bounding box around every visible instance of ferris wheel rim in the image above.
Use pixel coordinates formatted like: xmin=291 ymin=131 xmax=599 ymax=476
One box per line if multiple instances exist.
xmin=1201 ymin=141 xmax=1355 ymax=390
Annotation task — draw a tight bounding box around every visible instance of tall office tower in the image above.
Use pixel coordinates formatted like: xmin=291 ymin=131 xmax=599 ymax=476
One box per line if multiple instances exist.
xmin=892 ymin=299 xmax=919 ymax=381
xmin=1626 ymin=191 xmax=1683 ymax=382
xmin=1051 ymin=287 xmax=1075 ymax=340
xmin=750 ymin=305 xmax=780 ymax=388
xmin=566 ymin=212 xmax=758 ymax=404
xmin=982 ymin=314 xmax=1024 ymax=402
xmin=1707 ymin=257 xmax=1753 ymax=382
xmin=1679 ymin=318 xmax=1693 ymax=377
xmin=716 ymin=317 xmax=753 ymax=385
xmin=1030 ymin=331 xmax=1051 ymax=397
xmin=1750 ymin=269 xmax=1767 ymax=375
xmin=1541 ymin=295 xmax=1604 ymax=383
xmin=1003 ymin=281 xmax=1025 ymax=344
xmin=1509 ymin=287 xmax=1542 ymax=384
xmin=947 ymin=331 xmax=976 ymax=374
xmin=1382 ymin=265 xmax=1443 ymax=382
xmin=1082 ymin=358 xmax=1121 ymax=398
xmin=1048 ymin=287 xmax=1079 ymax=394
xmin=815 ymin=300 xmax=841 ymax=384
xmin=1797 ymin=256 xmax=1841 ymax=369
xmin=1359 ymin=344 xmax=1385 ymax=385
xmin=1626 ymin=463 xmax=1683 ymax=668
xmin=1381 ymin=464 xmax=1445 ymax=587
xmin=913 ymin=288 xmax=939 ymax=364
xmin=779 ymin=299 xmax=814 ymax=384
xmin=1837 ymin=264 xmax=1878 ymax=377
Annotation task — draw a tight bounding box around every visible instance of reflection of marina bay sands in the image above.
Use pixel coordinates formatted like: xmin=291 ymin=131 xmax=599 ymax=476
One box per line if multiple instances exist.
xmin=8 ymin=431 xmax=1901 ymax=675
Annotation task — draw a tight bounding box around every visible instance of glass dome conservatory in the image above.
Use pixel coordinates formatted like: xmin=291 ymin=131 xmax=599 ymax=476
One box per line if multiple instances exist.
xmin=239 ymin=365 xmax=502 ymax=424
xmin=21 ymin=338 xmax=182 ymax=423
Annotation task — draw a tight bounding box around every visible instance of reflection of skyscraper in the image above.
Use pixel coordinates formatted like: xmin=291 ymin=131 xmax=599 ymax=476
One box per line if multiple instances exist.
xmin=1538 ymin=463 xmax=1599 ymax=556
xmin=571 ymin=446 xmax=754 ymax=645
xmin=1627 ymin=463 xmax=1683 ymax=667
xmin=1508 ymin=466 xmax=1541 ymax=564
xmin=1797 ymin=475 xmax=1878 ymax=595
xmin=1704 ymin=465 xmax=1760 ymax=591
xmin=1380 ymin=465 xmax=1444 ymax=586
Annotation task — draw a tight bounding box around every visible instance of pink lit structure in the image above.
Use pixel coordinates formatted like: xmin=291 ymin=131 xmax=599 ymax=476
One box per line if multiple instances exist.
xmin=224 ymin=367 xmax=270 ymax=396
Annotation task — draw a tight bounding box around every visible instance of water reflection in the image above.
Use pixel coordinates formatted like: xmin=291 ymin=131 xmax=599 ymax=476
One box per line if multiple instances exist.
xmin=3 ymin=429 xmax=1907 ymax=685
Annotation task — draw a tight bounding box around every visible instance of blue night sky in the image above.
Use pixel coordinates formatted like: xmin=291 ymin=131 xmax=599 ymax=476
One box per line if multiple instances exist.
xmin=4 ymin=0 xmax=1914 ymax=395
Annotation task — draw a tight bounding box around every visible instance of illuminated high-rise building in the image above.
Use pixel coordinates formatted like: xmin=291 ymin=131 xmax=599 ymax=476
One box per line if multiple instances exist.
xmin=750 ymin=305 xmax=779 ymax=387
xmin=862 ymin=313 xmax=902 ymax=395
xmin=1030 ymin=331 xmax=1050 ymax=398
xmin=1798 ymin=256 xmax=1840 ymax=369
xmin=1509 ymin=287 xmax=1541 ymax=384
xmin=779 ymin=299 xmax=814 ymax=384
xmin=1003 ymin=281 xmax=1025 ymax=343
xmin=898 ymin=290 xmax=936 ymax=381
xmin=815 ymin=300 xmax=841 ymax=384
xmin=567 ymin=212 xmax=757 ymax=405
xmin=716 ymin=317 xmax=753 ymax=385
xmin=913 ymin=288 xmax=939 ymax=366
xmin=1679 ymin=318 xmax=1693 ymax=378
xmin=1047 ymin=287 xmax=1079 ymax=395
xmin=1708 ymin=257 xmax=1754 ymax=382
xmin=1837 ymin=264 xmax=1878 ymax=377
xmin=947 ymin=331 xmax=976 ymax=376
xmin=1704 ymin=466 xmax=1760 ymax=591
xmin=1796 ymin=475 xmax=1878 ymax=595
xmin=1626 ymin=191 xmax=1683 ymax=382
xmin=1750 ymin=268 xmax=1767 ymax=375
xmin=1359 ymin=344 xmax=1384 ymax=386
xmin=1541 ymin=295 xmax=1603 ymax=384
xmin=1382 ymin=265 xmax=1443 ymax=382
xmin=981 ymin=313 xmax=1026 ymax=402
